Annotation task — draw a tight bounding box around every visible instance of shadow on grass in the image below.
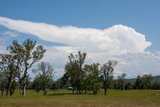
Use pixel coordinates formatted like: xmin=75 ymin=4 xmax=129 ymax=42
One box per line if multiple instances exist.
xmin=47 ymin=93 xmax=76 ymax=96
xmin=47 ymin=92 xmax=95 ymax=96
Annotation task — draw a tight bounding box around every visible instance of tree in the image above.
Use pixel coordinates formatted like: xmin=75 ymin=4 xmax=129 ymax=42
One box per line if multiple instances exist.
xmin=64 ymin=51 xmax=86 ymax=94
xmin=7 ymin=39 xmax=46 ymax=96
xmin=52 ymin=81 xmax=59 ymax=91
xmin=32 ymin=76 xmax=42 ymax=93
xmin=124 ymin=82 xmax=133 ymax=90
xmin=135 ymin=75 xmax=142 ymax=90
xmin=32 ymin=62 xmax=54 ymax=95
xmin=0 ymin=54 xmax=19 ymax=96
xmin=135 ymin=74 xmax=152 ymax=90
xmin=151 ymin=81 xmax=160 ymax=90
xmin=141 ymin=74 xmax=152 ymax=89
xmin=0 ymin=70 xmax=6 ymax=96
xmin=0 ymin=62 xmax=18 ymax=96
xmin=59 ymin=73 xmax=70 ymax=89
xmin=83 ymin=63 xmax=101 ymax=94
xmin=101 ymin=60 xmax=117 ymax=95
xmin=117 ymin=73 xmax=126 ymax=90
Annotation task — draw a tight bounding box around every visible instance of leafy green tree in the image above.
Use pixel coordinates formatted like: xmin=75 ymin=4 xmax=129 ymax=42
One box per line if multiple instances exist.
xmin=83 ymin=63 xmax=101 ymax=94
xmin=141 ymin=74 xmax=152 ymax=89
xmin=135 ymin=74 xmax=152 ymax=90
xmin=52 ymin=81 xmax=59 ymax=90
xmin=124 ymin=82 xmax=133 ymax=90
xmin=7 ymin=39 xmax=46 ymax=96
xmin=58 ymin=73 xmax=70 ymax=89
xmin=101 ymin=60 xmax=117 ymax=95
xmin=151 ymin=81 xmax=160 ymax=90
xmin=135 ymin=75 xmax=142 ymax=90
xmin=117 ymin=73 xmax=127 ymax=90
xmin=0 ymin=70 xmax=6 ymax=96
xmin=0 ymin=54 xmax=19 ymax=96
xmin=9 ymin=80 xmax=18 ymax=96
xmin=32 ymin=76 xmax=43 ymax=93
xmin=32 ymin=62 xmax=54 ymax=95
xmin=65 ymin=51 xmax=86 ymax=94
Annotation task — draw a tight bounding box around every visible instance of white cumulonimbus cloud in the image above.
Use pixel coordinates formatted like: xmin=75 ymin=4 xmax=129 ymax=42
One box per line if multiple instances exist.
xmin=0 ymin=17 xmax=151 ymax=55
xmin=0 ymin=16 xmax=159 ymax=79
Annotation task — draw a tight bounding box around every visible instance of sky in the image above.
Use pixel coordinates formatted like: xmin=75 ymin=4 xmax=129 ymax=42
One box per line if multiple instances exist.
xmin=0 ymin=0 xmax=160 ymax=79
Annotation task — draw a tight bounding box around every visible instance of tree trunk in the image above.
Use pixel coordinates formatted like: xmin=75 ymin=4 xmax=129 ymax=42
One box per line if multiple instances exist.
xmin=21 ymin=68 xmax=28 ymax=96
xmin=93 ymin=88 xmax=97 ymax=95
xmin=123 ymin=84 xmax=125 ymax=90
xmin=1 ymin=90 xmax=4 ymax=96
xmin=22 ymin=85 xmax=26 ymax=96
xmin=78 ymin=89 xmax=81 ymax=94
xmin=6 ymin=89 xmax=9 ymax=96
xmin=6 ymin=79 xmax=12 ymax=96
xmin=104 ymin=87 xmax=107 ymax=95
xmin=93 ymin=89 xmax=95 ymax=94
xmin=43 ymin=90 xmax=47 ymax=95
xmin=104 ymin=80 xmax=107 ymax=95
xmin=85 ymin=88 xmax=87 ymax=94
xmin=9 ymin=88 xmax=14 ymax=96
xmin=72 ymin=86 xmax=75 ymax=93
xmin=19 ymin=87 xmax=22 ymax=95
xmin=77 ymin=81 xmax=81 ymax=94
xmin=43 ymin=85 xmax=47 ymax=95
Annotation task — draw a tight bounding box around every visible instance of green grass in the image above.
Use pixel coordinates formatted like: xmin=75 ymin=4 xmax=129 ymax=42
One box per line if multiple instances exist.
xmin=0 ymin=90 xmax=160 ymax=107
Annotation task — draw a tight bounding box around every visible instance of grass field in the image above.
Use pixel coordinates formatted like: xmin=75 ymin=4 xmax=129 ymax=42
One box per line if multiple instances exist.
xmin=0 ymin=90 xmax=160 ymax=107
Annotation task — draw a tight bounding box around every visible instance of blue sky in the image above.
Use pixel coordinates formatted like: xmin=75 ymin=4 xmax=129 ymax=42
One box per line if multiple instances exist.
xmin=0 ymin=0 xmax=160 ymax=78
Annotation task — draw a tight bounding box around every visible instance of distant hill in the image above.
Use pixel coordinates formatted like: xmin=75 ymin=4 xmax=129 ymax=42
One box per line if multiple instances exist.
xmin=126 ymin=75 xmax=160 ymax=83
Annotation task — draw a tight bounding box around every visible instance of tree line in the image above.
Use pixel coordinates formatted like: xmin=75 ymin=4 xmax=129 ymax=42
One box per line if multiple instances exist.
xmin=56 ymin=53 xmax=160 ymax=94
xmin=0 ymin=39 xmax=160 ymax=96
